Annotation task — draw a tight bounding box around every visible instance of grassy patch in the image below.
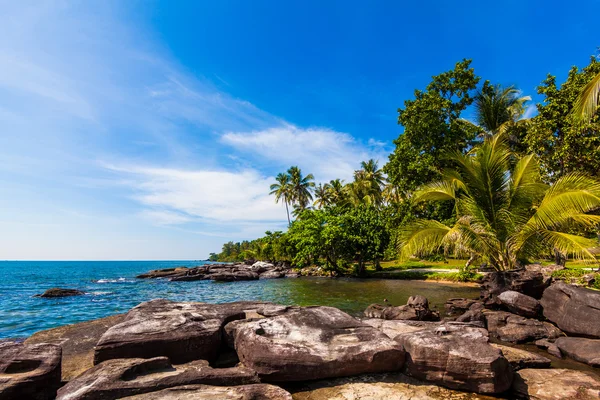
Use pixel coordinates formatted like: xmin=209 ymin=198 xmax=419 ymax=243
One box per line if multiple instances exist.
xmin=369 ymin=269 xmax=483 ymax=283
xmin=373 ymin=258 xmax=465 ymax=272
xmin=551 ymin=268 xmax=600 ymax=289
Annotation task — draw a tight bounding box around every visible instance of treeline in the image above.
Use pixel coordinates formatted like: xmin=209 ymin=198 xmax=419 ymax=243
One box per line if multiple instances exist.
xmin=210 ymin=55 xmax=600 ymax=273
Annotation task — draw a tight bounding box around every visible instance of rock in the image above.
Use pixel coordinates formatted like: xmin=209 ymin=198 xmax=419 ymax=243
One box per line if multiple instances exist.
xmin=540 ymin=281 xmax=600 ymax=338
xmin=259 ymin=270 xmax=286 ymax=279
xmin=250 ymin=261 xmax=274 ymax=273
xmin=524 ymin=263 xmax=564 ymax=280
xmin=512 ymin=368 xmax=600 ymax=400
xmin=484 ymin=311 xmax=563 ymax=343
xmin=210 ymin=271 xmax=259 ymax=282
xmin=121 ymin=384 xmax=292 ymax=400
xmin=364 ymin=296 xmax=440 ymax=321
xmin=169 ymin=273 xmax=209 ymax=282
xmin=94 ymin=300 xmax=287 ymax=364
xmin=394 ymin=323 xmax=513 ymax=393
xmin=534 ymin=339 xmax=562 ymax=358
xmin=137 ymin=267 xmax=181 ymax=278
xmin=455 ymin=302 xmax=485 ymax=324
xmin=554 ymin=337 xmax=600 ymax=367
xmin=444 ymin=298 xmax=479 ymax=316
xmin=480 ymin=269 xmax=548 ymax=306
xmin=362 ymin=319 xmax=439 ymax=338
xmin=231 ymin=306 xmax=404 ymax=382
xmin=285 ymin=271 xmax=300 ymax=278
xmin=490 ymin=344 xmax=551 ymax=370
xmin=25 ymin=314 xmax=125 ymax=381
xmin=34 ymin=288 xmax=84 ymax=298
xmin=56 ymin=357 xmax=259 ymax=400
xmin=497 ymin=290 xmax=541 ymax=318
xmin=0 ymin=342 xmax=62 ymax=400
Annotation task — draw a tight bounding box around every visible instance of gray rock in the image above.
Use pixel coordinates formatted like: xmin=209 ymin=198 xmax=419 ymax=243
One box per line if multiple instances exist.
xmin=364 ymin=295 xmax=440 ymax=321
xmin=362 ymin=319 xmax=439 ymax=338
xmin=497 ymin=290 xmax=541 ymax=318
xmin=555 ymin=337 xmax=600 ymax=367
xmin=484 ymin=311 xmax=563 ymax=343
xmin=456 ymin=302 xmax=485 ymax=324
xmin=259 ymin=270 xmax=285 ymax=279
xmin=535 ymin=339 xmax=562 ymax=358
xmin=512 ymin=368 xmax=600 ymax=400
xmin=121 ymin=384 xmax=293 ymax=400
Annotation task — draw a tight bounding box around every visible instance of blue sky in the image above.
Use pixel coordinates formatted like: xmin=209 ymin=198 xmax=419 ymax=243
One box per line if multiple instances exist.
xmin=1 ymin=0 xmax=599 ymax=260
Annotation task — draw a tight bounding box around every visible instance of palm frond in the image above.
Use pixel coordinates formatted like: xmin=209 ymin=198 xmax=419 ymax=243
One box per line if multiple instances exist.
xmin=573 ymin=72 xmax=600 ymax=122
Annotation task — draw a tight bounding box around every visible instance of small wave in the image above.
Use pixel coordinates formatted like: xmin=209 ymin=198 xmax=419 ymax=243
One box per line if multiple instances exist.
xmin=94 ymin=277 xmax=134 ymax=284
xmin=89 ymin=291 xmax=112 ymax=296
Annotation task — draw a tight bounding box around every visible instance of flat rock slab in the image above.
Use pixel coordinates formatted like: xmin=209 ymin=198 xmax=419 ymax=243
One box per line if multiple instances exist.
xmin=25 ymin=314 xmax=125 ymax=381
xmin=394 ymin=324 xmax=513 ymax=394
xmin=0 ymin=342 xmax=62 ymax=400
xmin=497 ymin=290 xmax=541 ymax=318
xmin=122 ymin=384 xmax=292 ymax=400
xmin=541 ymin=281 xmax=600 ymax=338
xmin=484 ymin=311 xmax=563 ymax=343
xmin=362 ymin=319 xmax=440 ymax=338
xmin=490 ymin=344 xmax=551 ymax=370
xmin=56 ymin=357 xmax=259 ymax=400
xmin=94 ymin=300 xmax=288 ymax=364
xmin=232 ymin=306 xmax=405 ymax=382
xmin=512 ymin=368 xmax=600 ymax=400
xmin=555 ymin=337 xmax=600 ymax=367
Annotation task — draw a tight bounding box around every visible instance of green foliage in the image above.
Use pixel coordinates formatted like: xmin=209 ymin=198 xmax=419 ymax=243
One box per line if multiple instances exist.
xmin=551 ymin=268 xmax=600 ymax=289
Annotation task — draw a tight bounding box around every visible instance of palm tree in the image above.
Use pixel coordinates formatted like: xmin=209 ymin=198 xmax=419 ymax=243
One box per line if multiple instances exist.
xmin=269 ymin=172 xmax=292 ymax=226
xmin=398 ymin=133 xmax=600 ymax=271
xmin=573 ymin=72 xmax=600 ymax=122
xmin=314 ymin=183 xmax=332 ymax=209
xmin=473 ymin=83 xmax=531 ymax=137
xmin=328 ymin=179 xmax=346 ymax=206
xmin=348 ymin=159 xmax=386 ymax=206
xmin=287 ymin=166 xmax=315 ymax=210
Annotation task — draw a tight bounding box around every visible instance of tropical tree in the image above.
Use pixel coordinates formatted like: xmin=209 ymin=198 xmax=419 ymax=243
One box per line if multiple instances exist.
xmin=270 ymin=172 xmax=293 ymax=225
xmin=473 ymin=82 xmax=531 ymax=137
xmin=314 ymin=183 xmax=332 ymax=209
xmin=398 ymin=134 xmax=600 ymax=271
xmin=287 ymin=166 xmax=315 ymax=210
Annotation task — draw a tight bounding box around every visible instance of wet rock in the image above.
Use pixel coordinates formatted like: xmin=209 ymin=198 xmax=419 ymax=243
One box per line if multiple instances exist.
xmin=231 ymin=306 xmax=405 ymax=382
xmin=94 ymin=300 xmax=286 ymax=364
xmin=490 ymin=343 xmax=551 ymax=370
xmin=480 ymin=269 xmax=548 ymax=306
xmin=497 ymin=290 xmax=541 ymax=318
xmin=394 ymin=323 xmax=513 ymax=393
xmin=35 ymin=288 xmax=84 ymax=298
xmin=540 ymin=281 xmax=600 ymax=338
xmin=250 ymin=261 xmax=274 ymax=273
xmin=484 ymin=311 xmax=563 ymax=343
xmin=210 ymin=271 xmax=259 ymax=282
xmin=554 ymin=337 xmax=600 ymax=367
xmin=259 ymin=270 xmax=286 ymax=279
xmin=56 ymin=357 xmax=259 ymax=400
xmin=444 ymin=298 xmax=479 ymax=316
xmin=122 ymin=384 xmax=292 ymax=400
xmin=0 ymin=342 xmax=62 ymax=400
xmin=25 ymin=314 xmax=125 ymax=381
xmin=455 ymin=302 xmax=485 ymax=324
xmin=512 ymin=368 xmax=600 ymax=400
xmin=364 ymin=295 xmax=440 ymax=321
xmin=534 ymin=339 xmax=562 ymax=358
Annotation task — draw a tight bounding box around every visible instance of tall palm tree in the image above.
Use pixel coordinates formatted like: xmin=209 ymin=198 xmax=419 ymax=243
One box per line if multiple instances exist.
xmin=349 ymin=159 xmax=386 ymax=206
xmin=473 ymin=83 xmax=531 ymax=137
xmin=314 ymin=183 xmax=332 ymax=209
xmin=573 ymin=72 xmax=600 ymax=122
xmin=269 ymin=172 xmax=292 ymax=226
xmin=328 ymin=179 xmax=346 ymax=206
xmin=398 ymin=133 xmax=600 ymax=271
xmin=287 ymin=166 xmax=315 ymax=210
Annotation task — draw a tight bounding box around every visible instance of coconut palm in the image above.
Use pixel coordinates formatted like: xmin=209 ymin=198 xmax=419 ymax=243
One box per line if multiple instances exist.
xmin=287 ymin=166 xmax=315 ymax=210
xmin=313 ymin=183 xmax=332 ymax=209
xmin=573 ymin=72 xmax=600 ymax=122
xmin=473 ymin=83 xmax=531 ymax=137
xmin=348 ymin=159 xmax=386 ymax=206
xmin=328 ymin=179 xmax=346 ymax=206
xmin=398 ymin=133 xmax=600 ymax=271
xmin=269 ymin=172 xmax=292 ymax=226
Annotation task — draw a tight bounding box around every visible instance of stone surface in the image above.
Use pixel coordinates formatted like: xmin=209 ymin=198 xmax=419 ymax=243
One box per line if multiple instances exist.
xmin=444 ymin=298 xmax=479 ymax=316
xmin=0 ymin=342 xmax=62 ymax=400
xmin=555 ymin=337 xmax=600 ymax=367
xmin=210 ymin=271 xmax=259 ymax=282
xmin=484 ymin=311 xmax=563 ymax=343
xmin=490 ymin=344 xmax=551 ymax=370
xmin=512 ymin=368 xmax=600 ymax=400
xmin=455 ymin=302 xmax=485 ymax=324
xmin=25 ymin=314 xmax=125 ymax=381
xmin=364 ymin=295 xmax=440 ymax=321
xmin=232 ymin=306 xmax=405 ymax=382
xmin=540 ymin=281 xmax=600 ymax=338
xmin=362 ymin=319 xmax=439 ymax=338
xmin=497 ymin=290 xmax=541 ymax=318
xmin=394 ymin=323 xmax=513 ymax=394
xmin=56 ymin=357 xmax=259 ymax=400
xmin=94 ymin=300 xmax=288 ymax=364
xmin=534 ymin=339 xmax=562 ymax=358
xmin=35 ymin=288 xmax=84 ymax=298
xmin=122 ymin=384 xmax=292 ymax=400
xmin=480 ymin=269 xmax=548 ymax=306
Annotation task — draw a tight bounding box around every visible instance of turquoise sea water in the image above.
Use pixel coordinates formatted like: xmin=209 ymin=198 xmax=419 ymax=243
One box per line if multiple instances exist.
xmin=0 ymin=261 xmax=479 ymax=339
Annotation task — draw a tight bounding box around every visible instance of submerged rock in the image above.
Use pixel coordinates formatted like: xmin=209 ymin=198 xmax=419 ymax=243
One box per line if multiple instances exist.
xmin=364 ymin=295 xmax=440 ymax=321
xmin=512 ymin=368 xmax=600 ymax=400
xmin=231 ymin=306 xmax=405 ymax=382
xmin=490 ymin=343 xmax=551 ymax=370
xmin=122 ymin=384 xmax=292 ymax=400
xmin=554 ymin=337 xmax=600 ymax=367
xmin=484 ymin=311 xmax=563 ymax=343
xmin=35 ymin=288 xmax=84 ymax=298
xmin=0 ymin=342 xmax=62 ymax=400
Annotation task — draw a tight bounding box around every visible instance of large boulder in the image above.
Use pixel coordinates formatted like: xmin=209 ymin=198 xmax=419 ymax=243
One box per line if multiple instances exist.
xmin=56 ymin=357 xmax=259 ymax=400
xmin=554 ymin=337 xmax=600 ymax=367
xmin=35 ymin=288 xmax=84 ymax=298
xmin=484 ymin=311 xmax=563 ymax=343
xmin=362 ymin=319 xmax=439 ymax=338
xmin=364 ymin=295 xmax=440 ymax=321
xmin=480 ymin=269 xmax=549 ymax=306
xmin=250 ymin=261 xmax=274 ymax=273
xmin=490 ymin=343 xmax=551 ymax=370
xmin=121 ymin=384 xmax=292 ymax=400
xmin=540 ymin=281 xmax=600 ymax=338
xmin=0 ymin=342 xmax=62 ymax=400
xmin=210 ymin=271 xmax=259 ymax=282
xmin=231 ymin=306 xmax=405 ymax=382
xmin=394 ymin=323 xmax=513 ymax=394
xmin=512 ymin=368 xmax=600 ymax=400
xmin=444 ymin=298 xmax=479 ymax=316
xmin=259 ymin=270 xmax=285 ymax=279
xmin=497 ymin=290 xmax=541 ymax=318
xmin=455 ymin=302 xmax=486 ymax=325
xmin=94 ymin=300 xmax=288 ymax=364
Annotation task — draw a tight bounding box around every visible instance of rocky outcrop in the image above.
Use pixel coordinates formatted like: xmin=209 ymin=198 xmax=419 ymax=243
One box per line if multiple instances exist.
xmin=455 ymin=302 xmax=485 ymax=324
xmin=259 ymin=270 xmax=285 ymax=279
xmin=484 ymin=311 xmax=563 ymax=343
xmin=231 ymin=306 xmax=405 ymax=382
xmin=554 ymin=337 xmax=600 ymax=367
xmin=364 ymin=295 xmax=440 ymax=321
xmin=394 ymin=323 xmax=513 ymax=394
xmin=0 ymin=342 xmax=62 ymax=400
xmin=497 ymin=290 xmax=541 ymax=318
xmin=362 ymin=319 xmax=439 ymax=338
xmin=122 ymin=384 xmax=293 ymax=400
xmin=490 ymin=344 xmax=551 ymax=370
xmin=210 ymin=271 xmax=259 ymax=281
xmin=444 ymin=298 xmax=479 ymax=316
xmin=540 ymin=281 xmax=600 ymax=338
xmin=512 ymin=368 xmax=600 ymax=400
xmin=534 ymin=339 xmax=562 ymax=358
xmin=34 ymin=288 xmax=84 ymax=298
xmin=56 ymin=357 xmax=259 ymax=400
xmin=480 ymin=268 xmax=549 ymax=306
xmin=94 ymin=300 xmax=289 ymax=364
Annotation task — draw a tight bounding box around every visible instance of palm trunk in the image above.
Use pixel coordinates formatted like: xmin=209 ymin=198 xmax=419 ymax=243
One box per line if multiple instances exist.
xmin=285 ymin=201 xmax=291 ymax=226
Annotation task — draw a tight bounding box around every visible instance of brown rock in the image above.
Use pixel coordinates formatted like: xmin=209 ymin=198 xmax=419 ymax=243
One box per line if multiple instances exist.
xmin=490 ymin=344 xmax=551 ymax=370
xmin=554 ymin=337 xmax=600 ymax=367
xmin=480 ymin=269 xmax=548 ymax=306
xmin=364 ymin=295 xmax=440 ymax=321
xmin=259 ymin=270 xmax=286 ymax=279
xmin=484 ymin=311 xmax=563 ymax=343
xmin=232 ymin=306 xmax=405 ymax=382
xmin=35 ymin=288 xmax=84 ymax=298
xmin=56 ymin=357 xmax=259 ymax=400
xmin=0 ymin=342 xmax=62 ymax=400
xmin=122 ymin=384 xmax=292 ymax=400
xmin=362 ymin=319 xmax=439 ymax=338
xmin=210 ymin=271 xmax=259 ymax=281
xmin=512 ymin=368 xmax=600 ymax=399
xmin=497 ymin=290 xmax=541 ymax=318
xmin=534 ymin=339 xmax=562 ymax=358
xmin=444 ymin=298 xmax=479 ymax=316
xmin=455 ymin=302 xmax=485 ymax=324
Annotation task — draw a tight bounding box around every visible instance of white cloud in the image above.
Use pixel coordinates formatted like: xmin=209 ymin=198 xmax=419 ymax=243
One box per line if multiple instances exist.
xmin=522 ymin=104 xmax=538 ymax=120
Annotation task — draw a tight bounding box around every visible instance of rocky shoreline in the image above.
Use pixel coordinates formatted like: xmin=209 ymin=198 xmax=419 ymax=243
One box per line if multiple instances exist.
xmin=2 ymin=264 xmax=599 ymax=399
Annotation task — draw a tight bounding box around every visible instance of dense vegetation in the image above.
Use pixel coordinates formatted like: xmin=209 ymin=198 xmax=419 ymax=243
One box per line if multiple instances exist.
xmin=210 ymin=55 xmax=600 ymax=274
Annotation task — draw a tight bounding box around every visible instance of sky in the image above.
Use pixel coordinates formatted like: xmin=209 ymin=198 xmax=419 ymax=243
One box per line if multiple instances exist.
xmin=1 ymin=0 xmax=599 ymax=260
